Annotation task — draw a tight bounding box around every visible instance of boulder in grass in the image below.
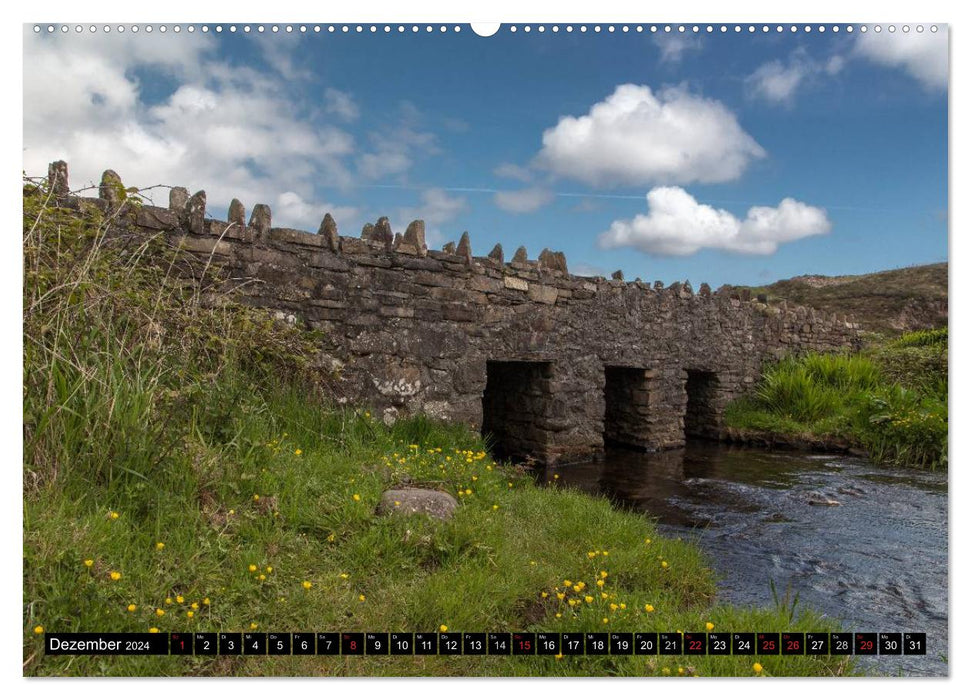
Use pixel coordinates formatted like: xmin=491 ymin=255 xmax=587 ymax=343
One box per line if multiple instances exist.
xmin=375 ymin=488 xmax=458 ymax=521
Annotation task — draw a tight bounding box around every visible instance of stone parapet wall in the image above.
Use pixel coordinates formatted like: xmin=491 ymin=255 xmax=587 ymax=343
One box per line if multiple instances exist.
xmin=46 ymin=162 xmax=861 ymax=465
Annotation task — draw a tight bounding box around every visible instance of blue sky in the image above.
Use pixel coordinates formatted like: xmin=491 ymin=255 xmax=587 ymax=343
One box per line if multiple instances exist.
xmin=23 ymin=24 xmax=948 ymax=287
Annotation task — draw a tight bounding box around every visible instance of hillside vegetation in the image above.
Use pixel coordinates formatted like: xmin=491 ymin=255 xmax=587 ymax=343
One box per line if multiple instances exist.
xmin=724 ymin=329 xmax=948 ymax=470
xmin=22 ymin=180 xmax=853 ymax=677
xmin=727 ymin=263 xmax=947 ymax=336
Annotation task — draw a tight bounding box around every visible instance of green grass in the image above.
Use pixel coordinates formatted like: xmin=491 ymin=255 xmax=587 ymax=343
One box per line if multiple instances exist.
xmin=22 ymin=178 xmax=854 ymax=677
xmin=724 ymin=341 xmax=947 ymax=470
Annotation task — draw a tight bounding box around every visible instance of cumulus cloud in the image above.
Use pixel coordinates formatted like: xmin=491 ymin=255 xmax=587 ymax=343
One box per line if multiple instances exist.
xmin=536 ymin=84 xmax=765 ymax=187
xmin=598 ymin=187 xmax=830 ymax=256
xmin=654 ymin=34 xmax=701 ymax=63
xmin=22 ymin=28 xmax=357 ymax=229
xmin=747 ymin=50 xmax=845 ymax=105
xmin=494 ymin=187 xmax=553 ymax=214
xmin=324 ymin=88 xmax=360 ymax=122
xmin=855 ymin=28 xmax=949 ymax=90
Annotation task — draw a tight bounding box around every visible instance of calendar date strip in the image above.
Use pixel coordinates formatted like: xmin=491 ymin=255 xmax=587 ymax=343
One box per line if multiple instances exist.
xmin=43 ymin=631 xmax=927 ymax=656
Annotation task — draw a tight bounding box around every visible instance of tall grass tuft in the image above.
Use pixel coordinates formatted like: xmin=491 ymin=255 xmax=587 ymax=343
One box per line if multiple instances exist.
xmin=727 ymin=347 xmax=947 ymax=470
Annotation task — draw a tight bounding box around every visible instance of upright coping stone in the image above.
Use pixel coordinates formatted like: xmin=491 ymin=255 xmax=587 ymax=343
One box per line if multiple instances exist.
xmin=319 ymin=213 xmax=340 ymax=252
xmin=512 ymin=246 xmax=528 ymax=263
xmin=611 ymin=270 xmax=624 ymax=281
xmin=456 ymin=231 xmax=472 ymax=264
xmin=539 ymin=249 xmax=568 ymax=275
xmin=169 ymin=187 xmax=189 ymax=211
xmin=185 ymin=190 xmax=207 ymax=234
xmin=403 ymin=219 xmax=427 ymax=257
xmin=372 ymin=216 xmax=394 ymax=248
xmin=228 ymin=198 xmax=246 ymax=228
xmin=48 ymin=161 xmax=69 ymax=197
xmin=488 ymin=243 xmax=504 ymax=266
xmin=99 ymin=170 xmax=125 ymax=210
xmin=249 ymin=204 xmax=272 ymax=237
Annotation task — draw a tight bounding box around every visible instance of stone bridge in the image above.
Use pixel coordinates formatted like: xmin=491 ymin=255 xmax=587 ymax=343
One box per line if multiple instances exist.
xmin=45 ymin=162 xmax=860 ymax=465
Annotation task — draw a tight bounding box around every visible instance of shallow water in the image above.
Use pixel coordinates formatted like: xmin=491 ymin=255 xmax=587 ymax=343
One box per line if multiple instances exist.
xmin=541 ymin=443 xmax=948 ymax=677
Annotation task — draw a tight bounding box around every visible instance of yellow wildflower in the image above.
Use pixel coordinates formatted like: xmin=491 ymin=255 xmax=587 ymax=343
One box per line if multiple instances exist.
xmin=156 ymin=609 xmax=165 ymax=617
xmin=33 ymin=625 xmax=44 ymax=634
xmin=644 ymin=604 xmax=655 ymax=612
xmin=353 ymin=494 xmax=361 ymax=501
xmin=187 ymin=611 xmax=194 ymax=619
xmin=661 ymin=561 xmax=669 ymax=569
xmin=127 ymin=604 xmax=137 ymax=612
xmin=176 ymin=595 xmax=184 ymax=604
xmin=84 ymin=559 xmax=93 ymax=567
xmin=191 ymin=602 xmax=199 ymax=610
xmin=165 ymin=597 xmax=173 ymax=605
xmin=753 ymin=662 xmax=763 ymax=674
xmin=250 ymin=622 xmax=258 ymax=630
xmin=556 ymin=592 xmax=566 ymax=600
xmin=303 ymin=581 xmax=313 ymax=590
xmin=492 ymin=504 xmax=499 ymax=510
xmin=602 ymin=617 xmax=609 ymax=624
xmin=706 ymin=622 xmax=714 ymax=631
xmin=149 ymin=627 xmax=159 ymax=634
xmin=203 ymin=598 xmax=210 ymax=606
xmin=248 ymin=565 xmax=257 ymax=572
xmin=585 ymin=595 xmax=594 ymax=604
xmin=439 ymin=625 xmax=448 ymax=633
xmin=253 ymin=494 xmax=260 ymax=502
xmin=258 ymin=574 xmax=266 ymax=581
xmin=295 ymin=449 xmax=302 ymax=456
xmin=109 ymin=571 xmax=121 ymax=581
xmin=358 ymin=594 xmax=366 ymax=602
xmin=266 ymin=566 xmax=273 ymax=573
xmin=339 ymin=573 xmax=349 ymax=579
xmin=155 ymin=542 xmax=165 ymax=551
xmin=109 ymin=511 xmax=120 ymax=520
xmin=541 ymin=591 xmax=548 ymax=598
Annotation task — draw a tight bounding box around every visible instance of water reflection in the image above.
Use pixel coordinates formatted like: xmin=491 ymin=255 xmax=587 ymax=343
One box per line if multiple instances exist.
xmin=540 ymin=442 xmax=949 ymax=677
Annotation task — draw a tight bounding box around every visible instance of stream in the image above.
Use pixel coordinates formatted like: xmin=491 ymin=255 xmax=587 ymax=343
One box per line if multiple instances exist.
xmin=541 ymin=443 xmax=948 ymax=676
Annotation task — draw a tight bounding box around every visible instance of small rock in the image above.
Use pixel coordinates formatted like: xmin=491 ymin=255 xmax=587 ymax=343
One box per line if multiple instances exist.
xmin=375 ymin=488 xmax=459 ymax=521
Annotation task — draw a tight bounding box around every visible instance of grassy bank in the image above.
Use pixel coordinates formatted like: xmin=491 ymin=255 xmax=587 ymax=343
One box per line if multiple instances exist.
xmin=723 ymin=330 xmax=947 ymax=470
xmin=23 ymin=180 xmax=852 ymax=677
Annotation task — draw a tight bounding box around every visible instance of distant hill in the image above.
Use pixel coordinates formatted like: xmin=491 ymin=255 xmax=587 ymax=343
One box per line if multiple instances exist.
xmin=728 ymin=263 xmax=948 ymax=336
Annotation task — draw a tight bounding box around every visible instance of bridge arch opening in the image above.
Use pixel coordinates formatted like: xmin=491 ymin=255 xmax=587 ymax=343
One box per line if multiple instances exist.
xmin=481 ymin=360 xmax=554 ymax=463
xmin=603 ymin=365 xmax=653 ymax=451
xmin=684 ymin=369 xmax=721 ymax=440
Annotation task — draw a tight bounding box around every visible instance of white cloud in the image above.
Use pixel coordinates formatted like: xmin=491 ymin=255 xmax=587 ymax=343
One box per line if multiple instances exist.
xmin=494 ymin=187 xmax=553 ymax=214
xmin=324 ymin=88 xmax=360 ymax=122
xmin=356 ymin=107 xmax=439 ymax=180
xmin=536 ymin=84 xmax=765 ymax=187
xmin=598 ymin=187 xmax=830 ymax=256
xmin=22 ymin=28 xmax=358 ymax=230
xmin=855 ymin=28 xmax=948 ymax=90
xmin=746 ymin=49 xmax=845 ymax=105
xmin=493 ymin=163 xmax=534 ymax=182
xmin=396 ymin=188 xmax=468 ymax=247
xmin=276 ymin=192 xmax=359 ymax=231
xmin=747 ymin=61 xmax=810 ymax=104
xmin=654 ymin=34 xmax=701 ymax=63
